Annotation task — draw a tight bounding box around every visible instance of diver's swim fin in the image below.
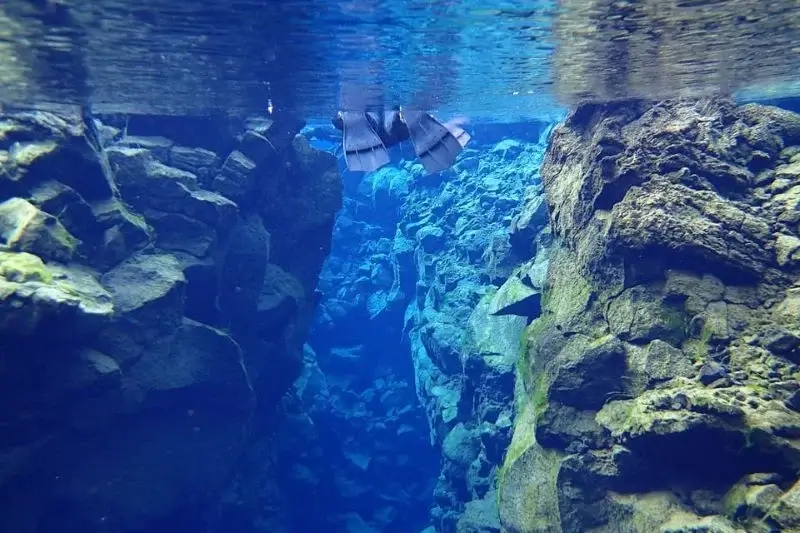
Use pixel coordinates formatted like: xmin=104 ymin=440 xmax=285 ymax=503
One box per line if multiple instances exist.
xmin=402 ymin=110 xmax=466 ymax=174
xmin=444 ymin=116 xmax=471 ymax=148
xmin=340 ymin=111 xmax=390 ymax=172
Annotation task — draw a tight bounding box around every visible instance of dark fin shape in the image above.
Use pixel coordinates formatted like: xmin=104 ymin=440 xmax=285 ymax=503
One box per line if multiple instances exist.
xmin=80 ymin=105 xmax=103 ymax=153
xmin=341 ymin=110 xmax=390 ymax=172
xmin=402 ymin=110 xmax=465 ymax=174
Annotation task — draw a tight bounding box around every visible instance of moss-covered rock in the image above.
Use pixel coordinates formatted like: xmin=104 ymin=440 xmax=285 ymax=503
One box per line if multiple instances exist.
xmin=766 ymin=480 xmax=800 ymax=531
xmin=0 ymin=250 xmax=51 ymax=283
xmin=498 ymin=403 xmax=563 ymax=533
xmin=488 ymin=274 xmax=541 ymax=318
xmin=607 ymin=179 xmax=772 ymax=283
xmin=640 ymin=339 xmax=696 ymax=385
xmin=470 ymin=287 xmax=529 ymax=364
xmin=509 ymin=192 xmax=548 ymax=260
xmin=0 ymin=197 xmax=79 ymax=261
xmin=0 ymin=108 xmax=342 ymax=532
xmin=722 ymin=473 xmax=784 ymax=527
xmin=548 ymin=335 xmax=627 ymax=410
xmin=660 ymin=515 xmax=746 ymax=533
xmin=107 ymin=145 xmax=238 ymax=231
xmin=0 ymin=110 xmax=117 ymax=202
xmin=0 ymin=252 xmax=113 ymax=336
xmin=606 ymin=284 xmax=687 ymax=345
xmin=457 ymin=492 xmax=502 ymax=533
xmin=499 ymin=98 xmax=800 ymax=532
xmin=444 ymin=423 xmax=482 ymax=468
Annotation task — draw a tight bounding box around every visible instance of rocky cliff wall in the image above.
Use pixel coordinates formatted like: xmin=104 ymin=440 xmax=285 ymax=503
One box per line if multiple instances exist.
xmin=272 ymin=125 xmax=552 ymax=533
xmin=401 ymin=134 xmax=551 ymax=533
xmin=0 ymin=109 xmax=341 ymax=532
xmin=499 ymin=98 xmax=800 ymax=532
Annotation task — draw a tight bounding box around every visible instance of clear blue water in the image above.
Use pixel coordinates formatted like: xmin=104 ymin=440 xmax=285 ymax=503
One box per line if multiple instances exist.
xmin=2 ymin=0 xmax=800 ymax=121
xmin=2 ymin=2 xmax=800 ymax=532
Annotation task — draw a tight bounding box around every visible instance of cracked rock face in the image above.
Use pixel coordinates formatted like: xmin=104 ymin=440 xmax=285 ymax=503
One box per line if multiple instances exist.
xmin=388 ymin=132 xmax=552 ymax=533
xmin=499 ymin=98 xmax=800 ymax=533
xmin=293 ymin=128 xmax=552 ymax=533
xmin=0 ymin=109 xmax=341 ymax=532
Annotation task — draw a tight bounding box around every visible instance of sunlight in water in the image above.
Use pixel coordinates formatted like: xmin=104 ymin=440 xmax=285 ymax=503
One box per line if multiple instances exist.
xmin=0 ymin=0 xmax=799 ymax=121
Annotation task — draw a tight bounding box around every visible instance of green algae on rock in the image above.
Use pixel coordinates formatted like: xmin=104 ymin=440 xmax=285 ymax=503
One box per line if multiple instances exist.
xmin=0 ymin=197 xmax=80 ymax=261
xmin=499 ymin=98 xmax=800 ymax=533
xmin=0 ymin=108 xmax=342 ymax=533
xmin=0 ymin=250 xmax=51 ymax=283
xmin=379 ymin=135 xmax=553 ymax=531
xmin=0 ymin=250 xmax=113 ymax=336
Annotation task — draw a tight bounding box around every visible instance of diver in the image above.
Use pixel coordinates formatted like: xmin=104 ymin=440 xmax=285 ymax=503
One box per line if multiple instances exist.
xmin=332 ymin=106 xmax=470 ymax=174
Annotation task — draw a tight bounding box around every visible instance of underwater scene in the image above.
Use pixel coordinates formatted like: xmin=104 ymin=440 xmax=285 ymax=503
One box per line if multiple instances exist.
xmin=2 ymin=0 xmax=800 ymax=532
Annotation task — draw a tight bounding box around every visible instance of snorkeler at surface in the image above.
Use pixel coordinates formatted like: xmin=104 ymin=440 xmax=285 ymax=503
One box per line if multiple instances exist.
xmin=332 ymin=107 xmax=470 ymax=175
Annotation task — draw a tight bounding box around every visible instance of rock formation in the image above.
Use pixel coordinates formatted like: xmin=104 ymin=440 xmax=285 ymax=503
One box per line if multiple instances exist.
xmin=0 ymin=108 xmax=341 ymax=532
xmin=297 ymin=125 xmax=551 ymax=533
xmin=500 ymin=98 xmax=800 ymax=532
xmin=11 ymin=92 xmax=800 ymax=533
xmin=400 ymin=133 xmax=552 ymax=533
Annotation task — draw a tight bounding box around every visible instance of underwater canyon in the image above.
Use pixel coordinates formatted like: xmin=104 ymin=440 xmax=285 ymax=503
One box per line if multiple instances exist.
xmin=0 ymin=96 xmax=800 ymax=533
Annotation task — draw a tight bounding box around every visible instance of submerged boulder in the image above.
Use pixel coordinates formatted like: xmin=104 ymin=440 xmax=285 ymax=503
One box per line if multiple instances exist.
xmin=0 ymin=251 xmax=113 ymax=336
xmin=0 ymin=197 xmax=79 ymax=262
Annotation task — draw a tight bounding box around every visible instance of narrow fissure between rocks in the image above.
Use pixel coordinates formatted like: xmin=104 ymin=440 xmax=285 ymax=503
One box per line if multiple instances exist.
xmin=4 ymin=94 xmax=800 ymax=533
xmin=294 ymin=122 xmax=554 ymax=533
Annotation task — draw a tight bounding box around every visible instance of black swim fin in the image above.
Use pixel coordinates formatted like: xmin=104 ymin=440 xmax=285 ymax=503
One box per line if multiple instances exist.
xmin=401 ymin=109 xmax=466 ymax=174
xmin=340 ymin=111 xmax=390 ymax=172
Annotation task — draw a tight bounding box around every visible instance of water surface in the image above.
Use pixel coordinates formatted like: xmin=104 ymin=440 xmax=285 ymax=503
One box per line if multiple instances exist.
xmin=1 ymin=0 xmax=799 ymax=122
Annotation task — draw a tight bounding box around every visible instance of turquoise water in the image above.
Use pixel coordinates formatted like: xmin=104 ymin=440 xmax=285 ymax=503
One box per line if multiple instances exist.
xmin=2 ymin=2 xmax=800 ymax=532
xmin=2 ymin=0 xmax=800 ymax=121
xmin=304 ymin=0 xmax=800 ymax=122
